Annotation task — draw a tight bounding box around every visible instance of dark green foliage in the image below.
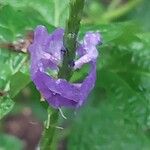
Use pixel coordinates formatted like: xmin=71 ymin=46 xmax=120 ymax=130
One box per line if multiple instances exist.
xmin=2 ymin=0 xmax=69 ymax=27
xmin=9 ymin=71 xmax=30 ymax=98
xmin=0 ymin=4 xmax=53 ymax=119
xmin=68 ymin=22 xmax=150 ymax=149
xmin=126 ymin=0 xmax=150 ymax=31
xmin=0 ymin=1 xmax=149 ymax=149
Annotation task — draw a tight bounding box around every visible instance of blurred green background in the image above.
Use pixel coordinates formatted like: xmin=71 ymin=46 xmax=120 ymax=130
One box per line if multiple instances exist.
xmin=0 ymin=0 xmax=150 ymax=150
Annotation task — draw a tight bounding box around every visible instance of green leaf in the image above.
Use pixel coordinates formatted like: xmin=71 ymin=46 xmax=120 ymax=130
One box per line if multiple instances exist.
xmin=80 ymin=22 xmax=139 ymax=43
xmin=0 ymin=133 xmax=24 ymax=150
xmin=68 ymin=23 xmax=150 ymax=149
xmin=98 ymin=70 xmax=148 ymax=127
xmin=2 ymin=0 xmax=69 ymax=27
xmin=126 ymin=0 xmax=150 ymax=31
xmin=68 ymin=105 xmax=150 ymax=150
xmin=0 ymin=4 xmax=54 ymax=119
xmin=0 ymin=95 xmax=14 ymax=120
xmin=9 ymin=71 xmax=30 ymax=98
xmin=0 ymin=5 xmax=53 ymax=37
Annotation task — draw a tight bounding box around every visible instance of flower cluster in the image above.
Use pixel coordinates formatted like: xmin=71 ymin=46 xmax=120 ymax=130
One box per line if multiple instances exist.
xmin=28 ymin=25 xmax=101 ymax=108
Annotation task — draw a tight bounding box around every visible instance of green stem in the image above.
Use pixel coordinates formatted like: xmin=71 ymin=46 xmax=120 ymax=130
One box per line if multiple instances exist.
xmin=107 ymin=0 xmax=121 ymax=11
xmin=101 ymin=0 xmax=142 ymax=23
xmin=58 ymin=0 xmax=85 ymax=80
xmin=83 ymin=0 xmax=142 ymax=24
xmin=40 ymin=108 xmax=59 ymax=150
xmin=40 ymin=0 xmax=85 ymax=149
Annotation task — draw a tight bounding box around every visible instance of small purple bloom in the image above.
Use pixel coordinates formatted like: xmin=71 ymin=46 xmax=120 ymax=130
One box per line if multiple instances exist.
xmin=28 ymin=25 xmax=101 ymax=108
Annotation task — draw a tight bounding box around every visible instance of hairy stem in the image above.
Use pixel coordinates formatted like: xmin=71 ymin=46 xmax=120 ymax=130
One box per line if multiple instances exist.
xmin=58 ymin=0 xmax=85 ymax=80
xmin=40 ymin=108 xmax=59 ymax=150
xmin=40 ymin=0 xmax=85 ymax=149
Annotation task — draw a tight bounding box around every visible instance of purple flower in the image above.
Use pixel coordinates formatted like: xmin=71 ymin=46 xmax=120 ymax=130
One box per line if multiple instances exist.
xmin=28 ymin=25 xmax=101 ymax=108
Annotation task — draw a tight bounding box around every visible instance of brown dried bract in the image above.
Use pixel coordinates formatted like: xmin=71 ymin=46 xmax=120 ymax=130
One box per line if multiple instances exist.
xmin=0 ymin=31 xmax=34 ymax=53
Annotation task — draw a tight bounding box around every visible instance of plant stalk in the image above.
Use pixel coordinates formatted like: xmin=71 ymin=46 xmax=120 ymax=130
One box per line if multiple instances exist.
xmin=58 ymin=0 xmax=85 ymax=80
xmin=40 ymin=0 xmax=85 ymax=149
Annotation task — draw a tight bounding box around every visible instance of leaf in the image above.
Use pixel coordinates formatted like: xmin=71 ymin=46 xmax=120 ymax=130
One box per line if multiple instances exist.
xmin=0 ymin=95 xmax=14 ymax=120
xmin=9 ymin=71 xmax=30 ymax=98
xmin=80 ymin=22 xmax=140 ymax=44
xmin=126 ymin=0 xmax=150 ymax=31
xmin=70 ymin=22 xmax=139 ymax=82
xmin=2 ymin=0 xmax=69 ymax=27
xmin=68 ymin=105 xmax=150 ymax=150
xmin=0 ymin=133 xmax=24 ymax=150
xmin=0 ymin=4 xmax=55 ymax=119
xmin=0 ymin=5 xmax=54 ymax=38
xmin=68 ymin=23 xmax=150 ymax=149
xmin=97 ymin=70 xmax=148 ymax=127
xmin=94 ymin=24 xmax=149 ymax=125
xmin=68 ymin=69 xmax=150 ymax=150
xmin=0 ymin=4 xmax=54 ymax=76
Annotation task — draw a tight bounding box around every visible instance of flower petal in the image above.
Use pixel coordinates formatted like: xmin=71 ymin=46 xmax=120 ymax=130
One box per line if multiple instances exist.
xmin=74 ymin=32 xmax=101 ymax=69
xmin=83 ymin=32 xmax=101 ymax=46
xmin=28 ymin=26 xmax=100 ymax=108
